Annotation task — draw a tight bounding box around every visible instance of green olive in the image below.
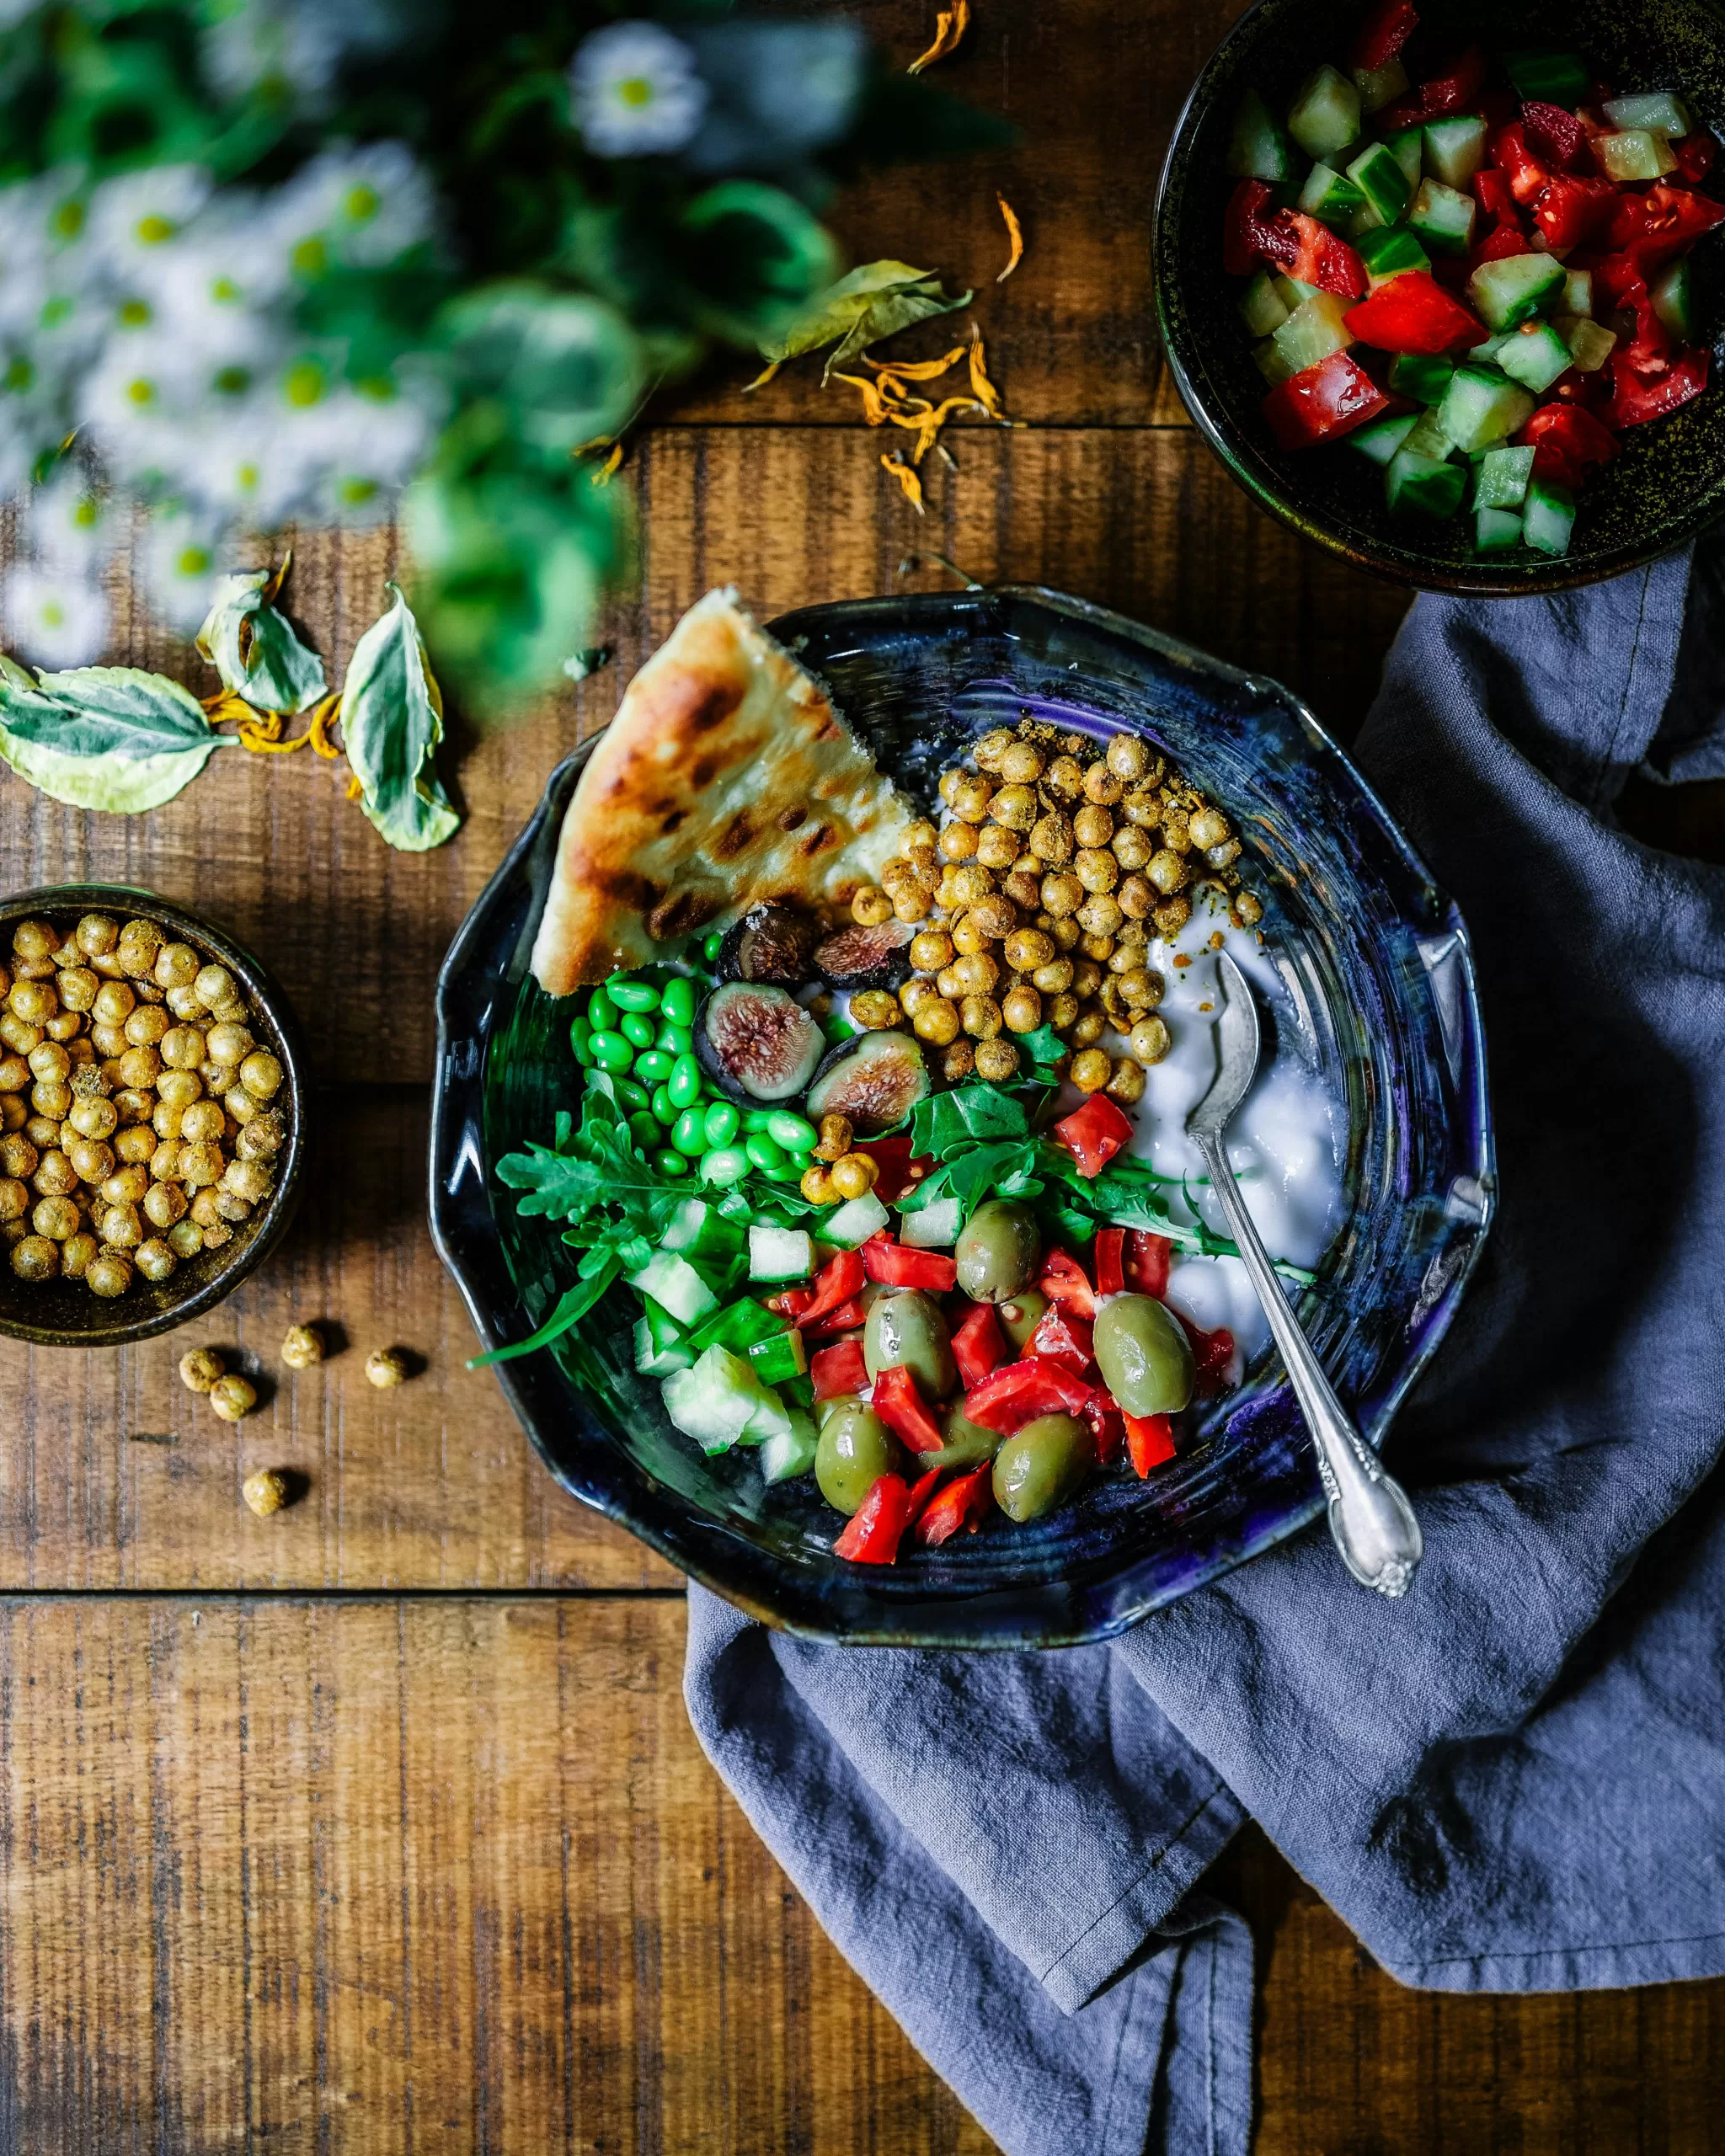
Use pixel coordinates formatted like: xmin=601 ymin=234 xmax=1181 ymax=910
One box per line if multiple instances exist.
xmin=928 ymin=1401 xmax=1003 ymax=1472
xmin=1092 ymin=1294 xmax=1195 ymax=1417
xmin=992 ymin=1413 xmax=1093 ymax=1523
xmin=955 ymin=1199 xmax=1042 ymax=1305
xmin=815 ymin=1402 xmax=905 ymax=1516
xmin=995 ymin=1287 xmax=1049 ymax=1353
xmin=863 ymin=1288 xmax=957 ymax=1399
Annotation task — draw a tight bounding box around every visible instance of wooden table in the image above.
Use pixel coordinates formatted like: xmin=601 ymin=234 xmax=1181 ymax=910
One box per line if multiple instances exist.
xmin=3 ymin=2 xmax=1722 ymax=2148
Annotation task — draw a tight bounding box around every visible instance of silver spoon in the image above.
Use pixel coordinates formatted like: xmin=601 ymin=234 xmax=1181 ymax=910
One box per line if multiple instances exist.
xmin=1185 ymin=952 xmax=1423 ymax=1598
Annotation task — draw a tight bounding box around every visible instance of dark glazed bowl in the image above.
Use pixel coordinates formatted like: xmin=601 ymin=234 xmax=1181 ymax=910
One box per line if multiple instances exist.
xmin=0 ymin=884 xmax=306 ymax=1348
xmin=431 ymin=588 xmax=1495 ymax=1648
xmin=1155 ymin=0 xmax=1725 ymax=593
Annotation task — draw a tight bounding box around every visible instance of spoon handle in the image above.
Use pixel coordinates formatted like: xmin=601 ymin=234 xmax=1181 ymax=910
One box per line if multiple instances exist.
xmin=1192 ymin=1131 xmax=1423 ymax=1599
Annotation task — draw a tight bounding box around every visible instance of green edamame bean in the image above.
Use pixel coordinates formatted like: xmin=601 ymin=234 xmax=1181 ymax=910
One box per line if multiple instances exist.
xmin=587 ymin=987 xmax=617 ymax=1034
xmin=654 ymin=1149 xmax=691 ymax=1178
xmin=608 ymin=980 xmax=660 ymax=1014
xmin=955 ymin=1200 xmax=1042 ymax=1305
xmin=766 ymin=1110 xmax=818 ymax=1152
xmin=1092 ymin=1295 xmax=1195 ymax=1417
xmin=929 ymin=1402 xmax=1003 ymax=1472
xmin=656 ymin=1022 xmax=695 ymax=1057
xmin=744 ymin=1109 xmax=777 ymax=1133
xmin=660 ymin=977 xmax=697 ymax=1027
xmin=703 ymin=1101 xmax=740 ymax=1149
xmin=570 ymin=1021 xmax=594 ymax=1068
xmin=628 ymin=1111 xmax=660 ymax=1154
xmin=619 ymin=1011 xmax=655 ymax=1049
xmin=700 ymin=1145 xmax=750 ymax=1187
xmin=590 ymin=1030 xmax=632 ymax=1074
xmin=863 ymin=1289 xmax=958 ymax=1400
xmin=650 ymin=1086 xmax=677 ymax=1126
xmin=745 ymin=1133 xmax=788 ymax=1174
xmin=635 ymin=1049 xmax=674 ymax=1085
xmin=763 ymin=1159 xmax=801 ymax=1182
xmin=996 ymin=1289 xmax=1049 ymax=1352
xmin=702 ymin=931 xmax=725 ymax=963
xmin=993 ymin=1413 xmax=1094 ymax=1524
xmin=668 ymin=1054 xmax=702 ymax=1109
xmin=614 ymin=1076 xmax=650 ymax=1114
xmin=815 ymin=1401 xmax=906 ymax=1516
xmin=672 ymin=1108 xmax=708 ymax=1158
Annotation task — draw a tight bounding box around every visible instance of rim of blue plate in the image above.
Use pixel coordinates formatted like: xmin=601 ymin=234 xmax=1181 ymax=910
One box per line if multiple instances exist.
xmin=430 ymin=585 xmax=1497 ymax=1647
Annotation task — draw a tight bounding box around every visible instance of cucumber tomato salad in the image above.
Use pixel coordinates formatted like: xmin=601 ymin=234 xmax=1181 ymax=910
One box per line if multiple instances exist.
xmin=1226 ymin=4 xmax=1724 ymax=558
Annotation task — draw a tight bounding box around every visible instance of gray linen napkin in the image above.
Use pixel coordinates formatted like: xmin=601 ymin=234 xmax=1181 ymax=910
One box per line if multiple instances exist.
xmin=686 ymin=542 xmax=1725 ymax=2154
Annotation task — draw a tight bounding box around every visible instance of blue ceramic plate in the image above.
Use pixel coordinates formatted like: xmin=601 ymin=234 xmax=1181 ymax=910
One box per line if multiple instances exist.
xmin=430 ymin=587 xmax=1495 ymax=1647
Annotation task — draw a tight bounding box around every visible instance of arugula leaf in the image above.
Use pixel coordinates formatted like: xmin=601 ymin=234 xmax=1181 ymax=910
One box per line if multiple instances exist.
xmin=1016 ymin=1023 xmax=1068 ymax=1075
xmin=757 ymin=259 xmax=973 ymax=382
xmin=196 ymin=558 xmax=328 ymax=716
xmin=340 ymin=583 xmax=461 ymax=853
xmin=467 ymin=1252 xmax=622 ymax=1369
xmin=0 ymin=662 xmax=229 ymax=813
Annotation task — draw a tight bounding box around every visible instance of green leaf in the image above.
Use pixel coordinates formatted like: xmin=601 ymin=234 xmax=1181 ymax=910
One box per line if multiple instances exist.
xmin=467 ymin=1253 xmax=622 ymax=1369
xmin=339 ymin=583 xmax=461 ymax=853
xmin=0 ymin=663 xmax=228 ymax=813
xmin=1017 ymin=1023 xmax=1068 ymax=1072
xmin=757 ymin=259 xmax=972 ymax=381
xmin=677 ymin=181 xmax=841 ymax=348
xmin=195 ymin=561 xmax=328 ymax=716
xmin=948 ymin=1084 xmax=1029 ymax=1144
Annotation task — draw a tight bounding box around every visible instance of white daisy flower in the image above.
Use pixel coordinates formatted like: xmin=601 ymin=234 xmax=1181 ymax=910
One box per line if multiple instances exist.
xmin=26 ymin=460 xmax=110 ymax=573
xmin=3 ymin=563 xmax=110 ymax=670
xmin=307 ymin=380 xmax=439 ymax=522
xmin=85 ymin=166 xmax=213 ymax=280
xmin=571 ymin=22 xmax=708 ymax=157
xmin=141 ymin=509 xmax=229 ymax=635
xmin=266 ymin=142 xmax=436 ymax=280
xmin=200 ymin=0 xmax=347 ymax=108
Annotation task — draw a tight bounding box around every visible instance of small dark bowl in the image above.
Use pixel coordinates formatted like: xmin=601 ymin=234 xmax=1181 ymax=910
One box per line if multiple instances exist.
xmin=0 ymin=885 xmax=306 ymax=1348
xmin=431 ymin=587 xmax=1496 ymax=1649
xmin=1155 ymin=0 xmax=1725 ymax=592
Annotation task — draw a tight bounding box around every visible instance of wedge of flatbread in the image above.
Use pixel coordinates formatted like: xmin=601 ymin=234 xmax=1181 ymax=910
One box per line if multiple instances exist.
xmin=531 ymin=589 xmax=913 ymax=995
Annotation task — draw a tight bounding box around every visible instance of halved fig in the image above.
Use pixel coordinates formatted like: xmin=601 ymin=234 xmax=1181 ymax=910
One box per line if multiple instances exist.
xmin=804 ymin=1030 xmax=932 ymax=1134
xmin=696 ymin=982 xmax=825 ymax=1105
xmin=813 ymin=918 xmax=915 ymax=991
xmin=718 ymin=904 xmax=819 ymax=986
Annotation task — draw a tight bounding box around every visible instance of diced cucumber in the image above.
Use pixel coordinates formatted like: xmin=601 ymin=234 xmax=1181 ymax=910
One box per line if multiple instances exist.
xmin=1523 ymin=478 xmax=1577 ymax=558
xmin=1407 ymin=178 xmax=1477 ymax=256
xmin=1299 ymin=162 xmax=1367 ymax=227
xmin=1469 ymin=330 xmax=1512 ymax=362
xmin=1348 ymin=200 xmax=1385 ymax=238
xmin=1347 ymin=140 xmax=1412 ymax=225
xmin=1423 ymin=114 xmax=1488 ymax=190
xmin=1474 ymin=507 xmax=1525 ymax=553
xmin=1497 ymin=321 xmax=1574 ymax=394
xmin=900 ymin=1194 xmax=964 ymax=1247
xmin=1402 ymin=406 xmax=1453 ymax=459
xmin=740 ymin=1380 xmax=793 ymax=1446
xmin=1227 ymin=87 xmax=1297 ymax=180
xmin=1562 ymin=270 xmax=1594 ymax=319
xmin=1389 ymin=351 xmax=1455 ymax=404
xmin=1273 ymin=274 xmax=1322 ymax=309
xmin=1437 ymin=364 xmax=1537 ymax=453
xmin=1350 ymin=410 xmax=1420 ymax=465
xmin=759 ymin=1411 xmax=819 ymax=1485
xmin=824 ymin=1190 xmax=890 ymax=1248
xmin=1238 ymin=269 xmax=1291 ymax=338
xmin=1653 ymin=259 xmax=1694 ymax=341
xmin=688 ymin=1294 xmax=785 ymax=1357
xmin=663 ymin=1344 xmax=778 ymax=1455
xmin=747 ymin=1324 xmax=808 ymax=1387
xmin=1252 ymin=334 xmax=1297 ymax=385
xmin=1602 ymin=92 xmax=1693 ymax=139
xmin=1272 ymin=291 xmax=1356 ymax=374
xmin=1595 ymin=129 xmax=1678 ymax=183
xmin=1472 ymin=444 xmax=1536 ymax=510
xmin=1386 ymin=127 xmax=1425 ymax=191
xmin=1467 ymin=253 xmax=1566 ymax=331
xmin=1386 ymin=449 xmax=1466 ymax=518
xmin=1556 ymin=316 xmax=1617 ymax=372
xmin=660 ymin=1196 xmax=746 ymax=1267
xmin=1503 ymin=51 xmax=1589 ymax=105
xmin=627 ymin=1249 xmax=719 ymax=1328
xmin=634 ymin=1299 xmax=694 ymax=1378
xmin=1359 ymin=224 xmax=1430 ymax=285
xmin=1354 ymin=56 xmax=1409 ymax=112
xmin=748 ymin=1222 xmax=814 ymax=1283
xmin=1289 ymin=64 xmax=1361 ymax=159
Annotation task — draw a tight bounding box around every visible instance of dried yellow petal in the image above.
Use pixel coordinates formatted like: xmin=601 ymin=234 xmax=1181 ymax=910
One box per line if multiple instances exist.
xmin=741 ymin=359 xmax=782 ymax=394
xmin=880 ymin=454 xmax=926 ymax=515
xmin=590 ymin=442 xmax=624 ymax=487
xmin=908 ymin=0 xmax=970 ymax=73
xmin=968 ymin=323 xmax=1007 ymax=421
xmin=833 ymin=371 xmax=899 ymax=425
xmin=863 ymin=345 xmax=968 ymax=382
xmin=996 ymin=193 xmax=1024 ymax=281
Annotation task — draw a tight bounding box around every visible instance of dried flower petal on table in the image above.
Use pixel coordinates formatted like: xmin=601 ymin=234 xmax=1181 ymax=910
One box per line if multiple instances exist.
xmin=996 ymin=192 xmax=1024 ymax=280
xmin=881 ymin=454 xmax=926 ymax=513
xmin=908 ymin=0 xmax=970 ymax=74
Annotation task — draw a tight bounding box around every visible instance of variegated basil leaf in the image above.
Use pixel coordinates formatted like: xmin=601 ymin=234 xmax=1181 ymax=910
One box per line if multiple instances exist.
xmin=339 ymin=583 xmax=461 ymax=853
xmin=0 ymin=663 xmax=228 ymax=812
xmin=195 ymin=560 xmax=327 ymax=715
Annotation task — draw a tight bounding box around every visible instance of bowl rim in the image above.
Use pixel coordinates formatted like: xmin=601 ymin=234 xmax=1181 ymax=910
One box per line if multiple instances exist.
xmin=430 ymin=584 xmax=1497 ymax=1646
xmin=0 ymin=882 xmax=307 ymax=1348
xmin=1151 ymin=0 xmax=1716 ymax=595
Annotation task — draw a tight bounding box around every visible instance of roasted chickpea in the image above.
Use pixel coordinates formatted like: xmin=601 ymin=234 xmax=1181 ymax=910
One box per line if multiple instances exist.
xmin=131 ymin=1237 xmax=174 ymax=1283
xmin=208 ymin=1373 xmax=258 ymax=1422
xmin=234 ymin=1117 xmax=280 ymax=1165
xmin=0 ymin=1133 xmax=39 ymax=1179
xmin=950 ymin=949 xmax=1000 ymax=995
xmin=90 ymin=980 xmax=135 ymax=1029
xmin=1108 ymin=822 xmax=1153 ymax=874
xmin=366 ymin=1348 xmax=410 ymax=1390
xmin=114 ymin=1124 xmax=156 ymax=1166
xmin=997 ymin=740 xmax=1044 ymax=786
xmin=1030 ymin=957 xmax=1074 ymax=997
xmin=30 ymin=1079 xmax=72 ymax=1124
xmin=973 ymin=728 xmax=1015 ymax=772
xmin=911 ymin=997 xmax=961 ymax=1048
xmin=1079 ymin=933 xmax=1115 ymax=967
xmin=189 ymin=1189 xmax=226 ymax=1230
xmin=44 ymin=1010 xmax=83 ymax=1044
xmin=995 ymin=870 xmax=1034 ymax=914
xmin=204 ymin=1022 xmax=252 ymax=1068
xmin=934 ymin=964 xmax=964 ymax=1003
xmin=847 ymin=990 xmax=902 ymax=1032
xmin=1077 ymin=891 xmax=1124 ymax=938
xmin=1027 ymin=813 xmax=1072 ymax=867
xmin=968 ymin=895 xmax=1018 ymax=942
xmin=143 ymin=1181 xmax=188 ymax=1230
xmin=940 ymin=864 xmax=991 ymax=912
xmin=1046 ymin=990 xmax=1081 ymax=1031
xmin=1233 ymin=891 xmax=1264 ymax=928
xmin=910 ymin=929 xmax=953 ymax=974
xmin=12 ymin=1234 xmax=59 ymax=1281
xmin=27 ymin=1039 xmax=69 ymax=1084
xmin=1154 ymin=896 xmax=1193 ymax=938
xmin=97 ymin=1198 xmax=142 ymax=1250
xmin=86 ymin=1249 xmax=133 ymax=1298
xmin=813 ymin=1113 xmax=854 ymax=1163
xmin=1002 ymin=926 xmax=1054 ymax=974
xmin=830 ymin=1151 xmax=879 ymax=1201
xmin=167 ymin=1219 xmax=205 ymax=1260
xmin=31 ymin=1193 xmax=79 ymax=1241
xmin=23 ymin=1115 xmax=57 ymax=1149
xmin=1069 ymin=1048 xmax=1111 ymax=1093
xmin=112 ymin=1046 xmax=158 ymax=1091
xmin=243 ymin=1468 xmax=291 ymax=1518
xmin=975 ymin=822 xmax=1020 ymax=872
xmin=1120 ymin=791 xmax=1160 ymax=834
xmin=960 ymin=993 xmax=1003 ymax=1039
xmin=65 ymin=1037 xmax=95 ymax=1070
xmin=9 ymin=978 xmax=58 ymax=1027
xmin=0 ymin=1054 xmax=28 ymax=1095
xmin=150 ymin=1139 xmax=184 ymax=1184
xmin=988 ymin=782 xmax=1038 ymax=832
xmin=0 ymin=1177 xmax=25 ymax=1224
xmin=906 ymin=843 xmax=942 ymax=885
xmin=936 ymin=817 xmax=978 ymax=863
xmin=88 ymin=1024 xmax=126 ymax=1059
xmin=1115 ymin=874 xmax=1154 ymax=921
xmin=852 ymin=884 xmax=893 ymax=928
xmin=56 ymin=966 xmax=99 ymax=1014
xmin=186 ymin=963 xmax=232 ymax=1012
xmin=1187 ymin=805 xmax=1230 ymax=851
xmin=942 ymin=1038 xmax=976 ymax=1081
xmin=948 ymin=914 xmax=986 ymax=958
xmin=222 ymin=1157 xmax=273 ymax=1206
xmin=1001 ymin=983 xmax=1041 ymax=1033
xmin=1072 ymin=803 xmax=1115 ymax=851
xmin=937 ymin=767 xmax=964 ymax=806
xmin=1130 ymin=1017 xmax=1172 ymax=1066
xmin=157 ymin=1069 xmax=202 ymax=1109
xmin=1106 ymin=732 xmax=1151 ymax=783
xmin=180 ymin=1141 xmax=225 ymax=1189
xmin=975 ymin=1037 xmax=1021 ymax=1082
xmin=1074 ymin=847 xmax=1119 ymax=894
xmin=891 ymin=885 xmax=932 ymax=926
xmin=12 ymin=920 xmax=56 ymax=964
xmin=799 ymin=1164 xmax=836 ymax=1204
xmin=66 ymin=915 xmax=114 ymax=962
xmin=152 ymin=1101 xmax=184 ymax=1143
xmin=34 ymin=1146 xmax=78 ymax=1196
xmin=0 ymin=1098 xmax=24 ymax=1134
xmin=900 ymin=818 xmax=938 ymax=854
xmin=1070 ymin=1002 xmax=1107 ymax=1049
xmin=898 ymin=977 xmax=935 ymax=1017
xmin=222 ymin=1085 xmax=258 ymax=1127
xmin=948 ymin=772 xmax=994 ymax=824
xmin=178 ymin=1100 xmax=225 ymax=1145
xmin=1102 ymin=1056 xmax=1144 ymax=1106
xmin=1081 ymin=762 xmax=1123 ymax=807
xmin=100 ymin=1159 xmax=149 ymax=1205
xmin=1145 ymin=849 xmax=1188 ymax=897
xmin=200 ymin=1219 xmax=235 ymax=1252
xmin=60 ymin=1231 xmax=97 ymax=1278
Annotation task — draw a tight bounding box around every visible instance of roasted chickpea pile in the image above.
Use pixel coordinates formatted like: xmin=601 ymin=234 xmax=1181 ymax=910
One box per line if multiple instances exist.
xmin=847 ymin=721 xmax=1262 ymax=1101
xmin=0 ymin=911 xmax=289 ymax=1298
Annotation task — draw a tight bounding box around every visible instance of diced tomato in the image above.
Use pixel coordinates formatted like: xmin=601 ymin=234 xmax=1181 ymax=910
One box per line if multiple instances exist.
xmin=1092 ymin=1228 xmax=1125 ymax=1299
xmin=1472 ymin=221 xmax=1531 ymax=266
xmin=916 ymin=1463 xmax=994 ymax=1548
xmin=1605 ymin=343 xmax=1710 ymax=430
xmin=1124 ymin=1230 xmax=1172 ymax=1299
xmin=1492 ymin=121 xmax=1551 ymax=206
xmin=1262 ymin=351 xmax=1391 ymax=451
xmin=856 ymin=1136 xmax=927 ymax=1205
xmin=908 ymin=1466 xmax=941 ymax=1515
xmin=1051 ymin=1091 xmax=1135 ymax=1177
xmin=1518 ymin=403 xmax=1620 ymax=489
xmin=811 ymin=1337 xmax=868 ymax=1401
xmin=1530 ymin=175 xmax=1616 ymax=253
xmin=1607 ymin=181 xmax=1725 ymax=270
xmin=1674 ymin=131 xmax=1716 ymax=186
xmin=962 ymin=1358 xmax=1093 ymax=1436
xmin=860 ymin=1233 xmax=957 ymax=1293
xmin=1473 ymin=168 xmax=1519 ymax=225
xmin=1038 ymin=1248 xmax=1097 ymax=1319
xmin=834 ymin=1474 xmax=920 ymax=1563
xmin=1124 ymin=1412 xmax=1178 ymax=1476
xmin=1592 ymin=248 xmax=1648 ymax=315
xmin=1224 ymin=179 xmax=1295 ymax=276
xmin=1276 ymin=211 xmax=1368 ymax=299
xmin=766 ymin=1283 xmax=816 ymax=1320
xmin=1350 ymin=0 xmax=1418 ymax=74
xmin=1376 ymin=45 xmax=1484 ymax=130
xmin=871 ymin=1363 xmax=947 ymax=1454
xmin=795 ymin=1246 xmax=865 ymax=1330
xmin=952 ymin=1302 xmax=1006 ymax=1390
xmin=1028 ymin=1305 xmax=1094 ymax=1375
xmin=1175 ymin=1315 xmax=1237 ymax=1398
xmin=1520 ymin=100 xmax=1589 ymax=171
xmin=1081 ymin=1390 xmax=1124 ymax=1465
xmin=1341 ymin=273 xmax=1485 ymax=354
